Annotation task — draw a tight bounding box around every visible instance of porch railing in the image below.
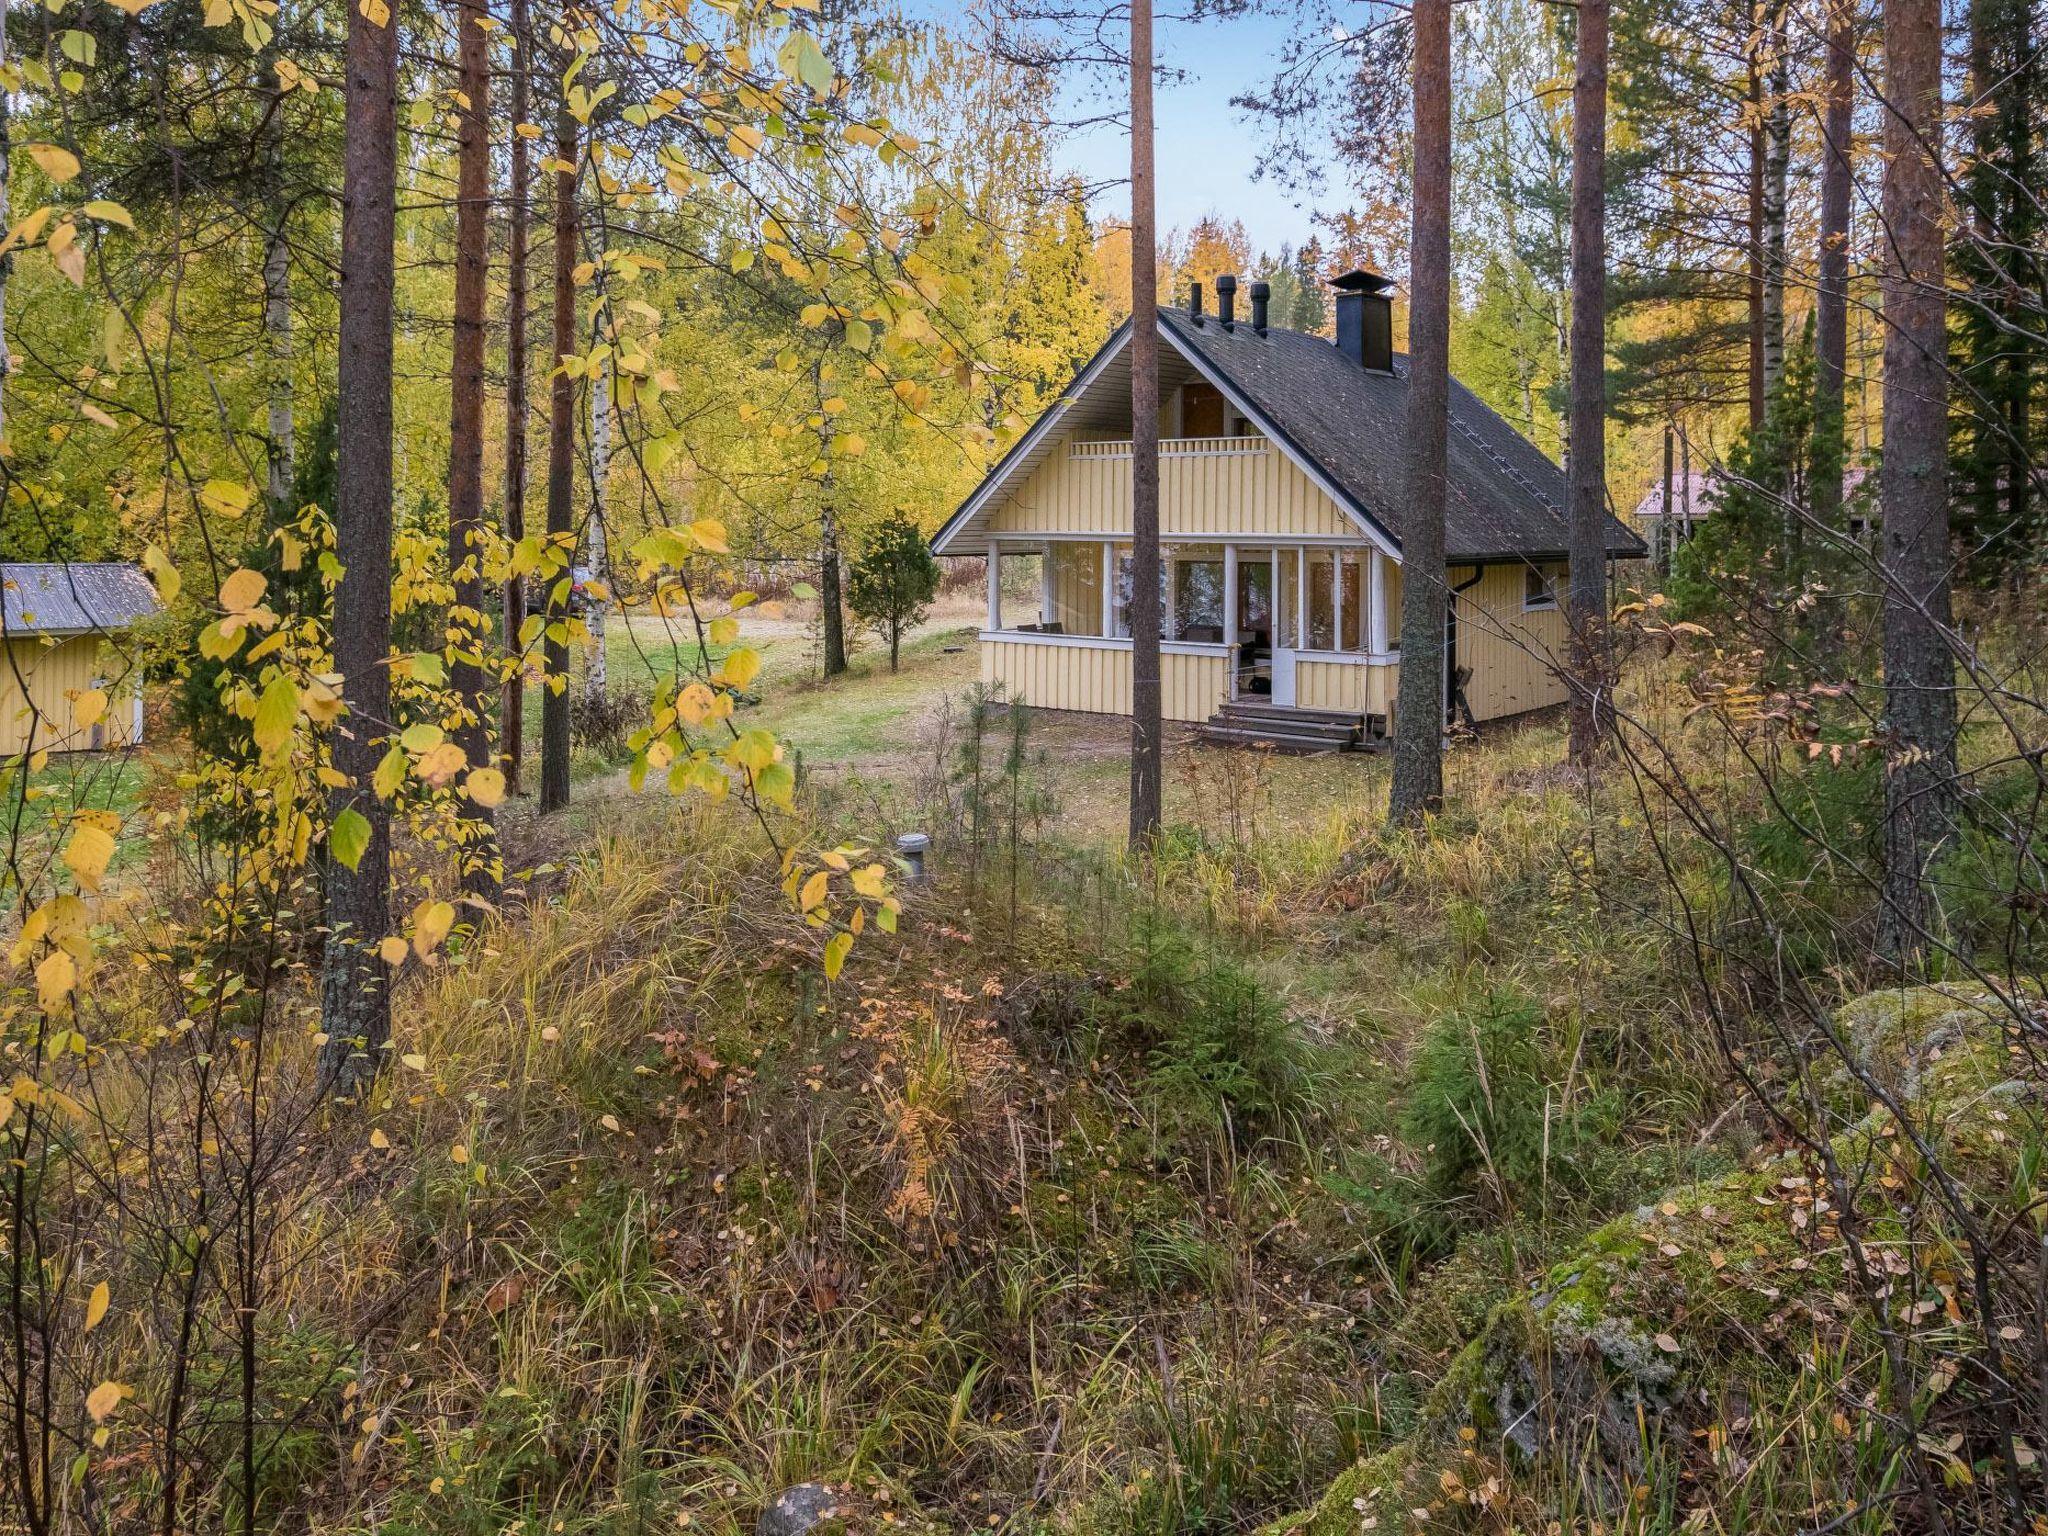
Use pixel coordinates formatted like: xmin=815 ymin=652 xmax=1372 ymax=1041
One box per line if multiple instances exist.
xmin=1069 ymin=436 xmax=1270 ymax=459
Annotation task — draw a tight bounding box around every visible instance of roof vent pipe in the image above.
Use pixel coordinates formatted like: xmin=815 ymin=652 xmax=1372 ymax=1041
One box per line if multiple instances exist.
xmin=1331 ymin=269 xmax=1394 ymax=371
xmin=1250 ymin=280 xmax=1271 ymax=335
xmin=1187 ymin=281 xmax=1205 ymax=325
xmin=1215 ymin=273 xmax=1237 ymax=331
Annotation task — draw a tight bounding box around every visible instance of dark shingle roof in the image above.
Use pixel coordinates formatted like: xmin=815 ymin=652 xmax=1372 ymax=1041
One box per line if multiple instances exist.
xmin=2 ymin=563 xmax=162 ymax=636
xmin=1159 ymin=308 xmax=1645 ymax=564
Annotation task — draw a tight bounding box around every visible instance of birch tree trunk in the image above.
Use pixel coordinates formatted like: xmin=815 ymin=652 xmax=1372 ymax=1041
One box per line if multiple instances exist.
xmin=1812 ymin=0 xmax=1854 ymax=532
xmin=1565 ymin=0 xmax=1611 ymax=767
xmin=1760 ymin=0 xmax=1791 ymax=403
xmin=1875 ymin=0 xmax=1960 ymax=966
xmin=500 ymin=0 xmax=532 ymax=794
xmin=447 ymin=0 xmax=498 ymax=892
xmin=1126 ymin=0 xmax=1163 ymax=850
xmin=318 ymin=0 xmax=400 ymax=1092
xmin=540 ymin=82 xmax=577 ymax=816
xmin=813 ymin=357 xmax=846 ymax=680
xmin=1389 ymin=0 xmax=1451 ymax=826
xmin=584 ymin=316 xmax=610 ymax=707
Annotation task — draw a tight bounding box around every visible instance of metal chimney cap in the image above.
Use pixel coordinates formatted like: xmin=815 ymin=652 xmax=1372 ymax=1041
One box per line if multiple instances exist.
xmin=1331 ymin=268 xmax=1393 ymax=294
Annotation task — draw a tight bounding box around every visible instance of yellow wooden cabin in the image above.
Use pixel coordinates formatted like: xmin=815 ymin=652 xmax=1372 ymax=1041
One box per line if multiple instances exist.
xmin=932 ymin=271 xmax=1644 ymax=750
xmin=2 ymin=562 xmax=161 ymax=758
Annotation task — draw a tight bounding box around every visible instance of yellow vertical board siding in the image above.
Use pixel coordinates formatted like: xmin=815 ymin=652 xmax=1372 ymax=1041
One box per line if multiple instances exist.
xmin=1294 ymin=661 xmax=1367 ymax=713
xmin=1453 ymin=566 xmax=1568 ymax=722
xmin=1 ymin=636 xmax=141 ymax=756
xmin=1366 ymin=662 xmax=1397 ymax=718
xmin=987 ymin=444 xmax=1358 ymax=540
xmin=981 ymin=639 xmax=1225 ymax=722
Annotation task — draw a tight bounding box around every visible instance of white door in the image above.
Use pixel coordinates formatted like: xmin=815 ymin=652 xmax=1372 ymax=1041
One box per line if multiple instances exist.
xmin=1270 ymin=647 xmax=1297 ymax=707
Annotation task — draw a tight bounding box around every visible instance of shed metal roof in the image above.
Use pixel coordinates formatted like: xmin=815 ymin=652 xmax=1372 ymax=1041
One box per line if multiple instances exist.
xmin=2 ymin=562 xmax=162 ymax=636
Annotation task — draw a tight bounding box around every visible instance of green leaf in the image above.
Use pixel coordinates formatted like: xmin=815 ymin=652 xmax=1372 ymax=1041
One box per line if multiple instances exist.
xmin=252 ymin=676 xmax=299 ymax=755
xmin=823 ymin=930 xmax=852 ymax=980
xmin=777 ymin=30 xmax=835 ymax=93
xmin=330 ymin=808 xmax=372 ymax=871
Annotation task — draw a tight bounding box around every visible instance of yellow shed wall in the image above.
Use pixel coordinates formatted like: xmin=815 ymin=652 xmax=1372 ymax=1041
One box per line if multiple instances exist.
xmin=1452 ymin=565 xmax=1569 ymax=722
xmin=987 ymin=442 xmax=1360 ymax=541
xmin=2 ymin=635 xmax=144 ymax=757
xmin=981 ymin=639 xmax=1228 ymax=723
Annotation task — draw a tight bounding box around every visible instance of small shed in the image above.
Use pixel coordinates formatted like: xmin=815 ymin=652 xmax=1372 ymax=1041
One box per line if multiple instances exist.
xmin=2 ymin=562 xmax=162 ymax=757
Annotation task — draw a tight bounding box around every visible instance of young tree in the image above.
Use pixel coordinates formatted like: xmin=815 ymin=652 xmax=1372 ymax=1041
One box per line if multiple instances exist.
xmin=1127 ymin=0 xmax=1163 ymax=851
xmin=1874 ymin=0 xmax=1958 ymax=964
xmin=848 ymin=511 xmax=941 ymax=671
xmin=319 ymin=0 xmax=401 ymax=1089
xmin=501 ymin=0 xmax=532 ymax=795
xmin=447 ymin=0 xmax=498 ymax=891
xmin=1565 ymin=0 xmax=1612 ymax=766
xmin=540 ymin=70 xmax=577 ymax=816
xmin=1390 ymin=0 xmax=1451 ymax=825
xmin=1811 ymin=0 xmax=1854 ymax=534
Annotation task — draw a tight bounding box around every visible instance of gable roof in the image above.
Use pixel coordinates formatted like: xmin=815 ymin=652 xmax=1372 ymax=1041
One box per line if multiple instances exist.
xmin=935 ymin=312 xmax=1646 ymax=565
xmin=2 ymin=563 xmax=162 ymax=637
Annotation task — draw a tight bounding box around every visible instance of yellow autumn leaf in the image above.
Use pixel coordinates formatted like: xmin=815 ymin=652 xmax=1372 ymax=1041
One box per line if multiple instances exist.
xmin=85 ymin=1381 xmax=123 ymax=1424
xmin=412 ymin=899 xmax=456 ymax=957
xmin=142 ymin=544 xmax=181 ymax=605
xmin=799 ymin=869 xmax=829 ymax=912
xmin=851 ymin=863 xmax=887 ymax=899
xmin=463 ymin=767 xmax=507 ymax=807
xmin=690 ymin=517 xmax=729 ymax=554
xmin=369 ymin=1128 xmax=391 ymax=1150
xmin=37 ymin=951 xmax=77 ymax=1010
xmin=63 ymin=822 xmax=117 ymax=892
xmin=217 ymin=567 xmax=267 ymax=613
xmin=27 ymin=144 xmax=81 ymax=184
xmin=450 ymin=1143 xmax=470 ymax=1165
xmin=84 ymin=1281 xmax=109 ymax=1332
xmin=71 ymin=688 xmax=107 ymax=728
xmin=377 ymin=936 xmax=410 ymax=966
xmin=824 ymin=930 xmax=852 ymax=980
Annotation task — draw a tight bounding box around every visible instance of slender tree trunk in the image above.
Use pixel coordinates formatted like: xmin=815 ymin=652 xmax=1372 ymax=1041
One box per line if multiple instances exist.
xmin=1875 ymin=0 xmax=1960 ymax=967
xmin=1813 ymin=0 xmax=1854 ymax=532
xmin=1126 ymin=0 xmax=1163 ymax=850
xmin=540 ymin=81 xmax=577 ymax=815
xmin=1760 ymin=0 xmax=1791 ymax=403
xmin=1747 ymin=51 xmax=1766 ymax=430
xmin=261 ymin=58 xmax=294 ymax=517
xmin=318 ymin=0 xmax=399 ymax=1092
xmin=815 ymin=359 xmax=847 ymax=678
xmin=584 ymin=285 xmax=610 ymax=707
xmin=1659 ymin=425 xmax=1675 ymax=573
xmin=1565 ymin=0 xmax=1611 ymax=767
xmin=501 ymin=0 xmax=531 ymax=794
xmin=0 ymin=0 xmax=15 ymax=442
xmin=1390 ymin=0 xmax=1451 ymax=826
xmin=448 ymin=0 xmax=498 ymax=893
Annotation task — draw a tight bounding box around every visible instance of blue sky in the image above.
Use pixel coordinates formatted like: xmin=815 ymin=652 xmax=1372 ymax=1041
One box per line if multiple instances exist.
xmin=1041 ymin=8 xmax=1340 ymax=251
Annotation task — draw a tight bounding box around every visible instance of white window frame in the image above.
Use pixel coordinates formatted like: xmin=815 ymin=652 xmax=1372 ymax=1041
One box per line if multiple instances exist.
xmin=1522 ymin=562 xmax=1560 ymax=612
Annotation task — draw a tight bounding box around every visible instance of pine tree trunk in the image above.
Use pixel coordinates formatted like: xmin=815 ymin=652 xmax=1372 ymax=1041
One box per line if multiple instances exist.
xmin=1126 ymin=0 xmax=1163 ymax=851
xmin=318 ymin=0 xmax=399 ymax=1093
xmin=1760 ymin=1 xmax=1791 ymax=403
xmin=261 ymin=60 xmax=294 ymax=517
xmin=447 ymin=0 xmax=498 ymax=893
xmin=1875 ymin=0 xmax=1959 ymax=967
xmin=1389 ymin=0 xmax=1451 ymax=826
xmin=1813 ymin=0 xmax=1854 ymax=532
xmin=540 ymin=86 xmax=577 ymax=816
xmin=1565 ymin=0 xmax=1611 ymax=768
xmin=500 ymin=0 xmax=531 ymax=796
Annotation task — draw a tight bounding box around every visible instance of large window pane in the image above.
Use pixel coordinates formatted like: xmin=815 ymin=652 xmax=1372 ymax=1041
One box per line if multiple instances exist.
xmin=1306 ymin=549 xmax=1336 ymax=650
xmin=1048 ymin=542 xmax=1104 ymax=636
xmin=1339 ymin=552 xmax=1365 ymax=652
xmin=1174 ymin=558 xmax=1224 ymax=641
xmin=1239 ymin=559 xmax=1272 ymax=642
xmin=1277 ymin=552 xmax=1299 ymax=648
